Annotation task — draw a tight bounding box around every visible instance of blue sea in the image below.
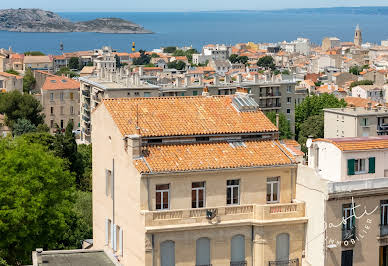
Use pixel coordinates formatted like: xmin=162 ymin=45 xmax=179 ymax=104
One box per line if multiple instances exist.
xmin=2 ymin=8 xmax=388 ymax=54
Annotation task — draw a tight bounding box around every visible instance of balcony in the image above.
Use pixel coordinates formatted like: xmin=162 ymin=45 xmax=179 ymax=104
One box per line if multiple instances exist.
xmin=381 ymin=224 xmax=388 ymax=236
xmin=143 ymin=202 xmax=306 ymax=231
xmin=268 ymin=259 xmax=299 ymax=266
xmin=377 ymin=124 xmax=388 ymax=135
xmin=82 ymin=90 xmax=90 ymax=98
xmin=342 ymin=226 xmax=356 ymax=241
xmin=231 ymin=261 xmax=247 ymax=266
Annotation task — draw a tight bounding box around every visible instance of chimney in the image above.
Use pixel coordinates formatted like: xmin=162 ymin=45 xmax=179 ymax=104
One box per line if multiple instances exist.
xmin=276 ymin=113 xmax=280 ymax=129
xmin=202 ymin=87 xmax=210 ymax=96
xmin=125 ymin=135 xmax=142 ymax=159
xmin=36 ymin=248 xmax=43 ymax=265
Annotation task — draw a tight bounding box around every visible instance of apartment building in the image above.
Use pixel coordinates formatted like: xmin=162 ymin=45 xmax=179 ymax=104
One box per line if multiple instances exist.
xmin=92 ymin=94 xmax=307 ymax=266
xmin=39 ymin=75 xmax=80 ymax=133
xmin=324 ymin=107 xmax=388 ymax=138
xmin=0 ymin=72 xmax=23 ymax=92
xmin=351 ymin=85 xmax=386 ymax=103
xmin=23 ymin=56 xmax=53 ymax=72
xmin=298 ymin=136 xmax=388 ymax=266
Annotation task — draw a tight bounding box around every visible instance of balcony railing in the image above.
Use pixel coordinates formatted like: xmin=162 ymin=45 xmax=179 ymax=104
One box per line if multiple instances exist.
xmin=231 ymin=261 xmax=247 ymax=266
xmin=268 ymin=258 xmax=299 ymax=266
xmin=380 ymin=224 xmax=388 ymax=236
xmin=342 ymin=226 xmax=356 ymax=241
xmin=144 ymin=202 xmax=305 ymax=229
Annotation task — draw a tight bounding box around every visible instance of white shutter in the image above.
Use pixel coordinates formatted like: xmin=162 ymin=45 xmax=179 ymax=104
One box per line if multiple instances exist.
xmin=105 ymin=218 xmax=109 ymax=245
xmin=110 ymin=222 xmax=114 ymax=248
xmin=113 ymin=224 xmax=117 ymax=251
xmin=105 ymin=169 xmax=109 ymax=196
xmin=119 ymin=227 xmax=123 ymax=257
xmin=110 ymin=171 xmax=114 ymax=199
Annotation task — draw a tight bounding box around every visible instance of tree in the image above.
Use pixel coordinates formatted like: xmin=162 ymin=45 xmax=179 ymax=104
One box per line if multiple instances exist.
xmin=56 ymin=67 xmax=79 ymax=78
xmin=257 ymin=56 xmax=275 ymax=70
xmin=238 ymin=56 xmax=249 ymax=65
xmin=349 ymin=64 xmax=369 ymax=75
xmin=349 ymin=79 xmax=373 ymax=89
xmin=298 ymin=114 xmax=324 ymax=152
xmin=12 ymin=118 xmax=36 ymax=136
xmin=0 ymin=137 xmax=75 ymax=264
xmin=133 ymin=50 xmax=151 ymax=65
xmin=0 ymin=91 xmax=44 ymax=129
xmin=295 ymin=93 xmax=346 ymax=142
xmin=69 ymin=57 xmax=80 ymax=70
xmin=265 ymin=111 xmax=293 ymax=139
xmin=282 ymin=70 xmax=290 ymax=75
xmin=23 ymin=67 xmax=36 ymax=93
xmin=151 ymin=53 xmax=160 ymax=58
xmin=163 ymin=46 xmax=177 ymax=53
xmin=86 ymin=61 xmax=93 ymax=66
xmin=5 ymin=69 xmax=19 ymax=75
xmin=167 ymin=60 xmax=186 ymax=70
xmin=78 ymin=144 xmax=92 ymax=192
xmin=229 ymin=54 xmax=239 ymax=63
xmin=24 ymin=51 xmax=45 ymax=56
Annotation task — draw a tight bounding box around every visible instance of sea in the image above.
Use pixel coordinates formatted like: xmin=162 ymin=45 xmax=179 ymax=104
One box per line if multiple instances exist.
xmin=2 ymin=7 xmax=388 ymax=54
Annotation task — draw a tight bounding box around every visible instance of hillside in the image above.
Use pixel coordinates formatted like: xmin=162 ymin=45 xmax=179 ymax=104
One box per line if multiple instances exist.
xmin=0 ymin=8 xmax=152 ymax=33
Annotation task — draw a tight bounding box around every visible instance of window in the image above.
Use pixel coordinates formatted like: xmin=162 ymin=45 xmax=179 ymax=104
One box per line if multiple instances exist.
xmin=382 ymin=200 xmax=388 ymax=226
xmin=60 ymin=106 xmax=64 ymax=115
xmin=144 ymin=92 xmax=151 ymax=97
xmin=70 ymin=92 xmax=74 ymax=100
xmin=161 ymin=241 xmax=175 ymax=266
xmin=267 ymin=177 xmax=280 ymax=203
xmin=343 ymin=203 xmax=355 ymax=231
xmin=70 ymin=106 xmax=74 ymax=114
xmin=287 ymin=97 xmax=291 ymax=104
xmin=156 ymin=184 xmax=169 ymax=210
xmin=287 ymin=86 xmax=292 ymax=93
xmin=354 ymin=159 xmax=366 ymax=174
xmin=60 ymin=92 xmax=64 ymax=101
xmin=193 ymin=90 xmax=198 ymax=96
xmin=60 ymin=120 xmax=64 ymax=128
xmin=105 ymin=169 xmax=113 ymax=198
xmin=227 ymin=179 xmax=240 ymax=205
xmin=196 ymin=238 xmax=210 ymax=266
xmin=192 ymin=182 xmax=205 ymax=208
xmin=50 ymin=106 xmax=54 ymax=115
xmin=341 ymin=249 xmax=353 ymax=266
xmin=50 ymin=92 xmax=54 ymax=101
xmin=50 ymin=120 xmax=54 ymax=128
xmin=134 ymin=92 xmax=140 ymax=96
xmin=276 ymin=233 xmax=290 ymax=261
xmin=360 ymin=118 xmax=368 ymax=127
xmin=231 ymin=235 xmax=245 ymax=264
xmin=286 ymin=109 xmax=291 ymax=114
xmin=105 ymin=218 xmax=112 ymax=246
xmin=115 ymin=225 xmax=123 ymax=256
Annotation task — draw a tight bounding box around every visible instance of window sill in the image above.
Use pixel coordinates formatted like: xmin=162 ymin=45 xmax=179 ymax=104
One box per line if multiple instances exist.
xmin=267 ymin=201 xmax=280 ymax=204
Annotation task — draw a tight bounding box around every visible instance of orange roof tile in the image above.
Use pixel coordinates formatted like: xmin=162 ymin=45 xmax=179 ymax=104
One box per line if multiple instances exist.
xmin=344 ymin=97 xmax=379 ymax=108
xmin=42 ymin=75 xmax=80 ymax=91
xmin=0 ymin=72 xmax=23 ymax=79
xmin=134 ymin=140 xmax=295 ymax=173
xmin=102 ymin=96 xmax=278 ymax=137
xmin=314 ymin=136 xmax=388 ymax=151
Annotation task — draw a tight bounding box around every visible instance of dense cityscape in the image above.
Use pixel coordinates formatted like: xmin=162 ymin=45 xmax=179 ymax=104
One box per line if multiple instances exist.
xmin=2 ymin=8 xmax=388 ymax=266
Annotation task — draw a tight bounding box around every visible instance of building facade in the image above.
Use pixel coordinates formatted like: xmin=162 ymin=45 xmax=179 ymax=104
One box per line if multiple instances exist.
xmin=0 ymin=72 xmax=23 ymax=92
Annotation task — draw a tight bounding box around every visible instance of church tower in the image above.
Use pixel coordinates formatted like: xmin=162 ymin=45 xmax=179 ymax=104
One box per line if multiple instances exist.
xmin=354 ymin=24 xmax=362 ymax=47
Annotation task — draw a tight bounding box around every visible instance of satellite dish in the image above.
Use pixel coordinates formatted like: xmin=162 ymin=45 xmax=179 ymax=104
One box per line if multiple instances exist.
xmin=306 ymin=138 xmax=313 ymax=148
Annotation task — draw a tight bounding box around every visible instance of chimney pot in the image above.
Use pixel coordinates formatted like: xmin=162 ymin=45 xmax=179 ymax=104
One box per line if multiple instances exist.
xmin=202 ymin=87 xmax=209 ymax=96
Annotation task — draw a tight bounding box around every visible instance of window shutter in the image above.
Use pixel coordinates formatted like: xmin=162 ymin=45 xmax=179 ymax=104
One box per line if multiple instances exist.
xmin=110 ymin=222 xmax=114 ymax=248
xmin=105 ymin=169 xmax=109 ymax=196
xmin=119 ymin=228 xmax=123 ymax=257
xmin=105 ymin=218 xmax=109 ymax=245
xmin=369 ymin=157 xmax=376 ymax=173
xmin=347 ymin=159 xmax=355 ymax=175
xmin=341 ymin=205 xmax=345 ymax=231
xmin=113 ymin=224 xmax=117 ymax=251
xmin=110 ymin=171 xmax=114 ymax=199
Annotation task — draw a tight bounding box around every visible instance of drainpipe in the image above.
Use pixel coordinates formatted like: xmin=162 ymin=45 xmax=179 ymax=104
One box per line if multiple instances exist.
xmin=112 ymin=158 xmax=115 ymax=227
xmin=251 ymin=225 xmax=254 ymax=266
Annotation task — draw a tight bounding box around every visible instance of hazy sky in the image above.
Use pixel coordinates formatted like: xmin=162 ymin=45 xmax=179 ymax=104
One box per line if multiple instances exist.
xmin=2 ymin=0 xmax=388 ymax=12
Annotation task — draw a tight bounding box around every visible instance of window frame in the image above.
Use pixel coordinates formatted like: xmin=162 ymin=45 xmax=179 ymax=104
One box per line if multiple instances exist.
xmin=156 ymin=184 xmax=170 ymax=210
xmin=192 ymin=181 xmax=206 ymax=209
xmin=343 ymin=203 xmax=355 ymax=230
xmin=267 ymin=177 xmax=280 ymax=203
xmin=226 ymin=179 xmax=240 ymax=205
xmin=381 ymin=200 xmax=388 ymax=225
xmin=354 ymin=158 xmax=367 ymax=174
xmin=50 ymin=92 xmax=54 ymax=101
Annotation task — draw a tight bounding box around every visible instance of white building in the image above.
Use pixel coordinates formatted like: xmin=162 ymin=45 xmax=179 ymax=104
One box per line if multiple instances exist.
xmin=351 ymin=85 xmax=386 ymax=103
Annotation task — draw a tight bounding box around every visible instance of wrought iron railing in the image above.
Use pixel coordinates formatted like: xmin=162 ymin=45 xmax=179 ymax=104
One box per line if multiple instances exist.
xmin=268 ymin=258 xmax=299 ymax=266
xmin=230 ymin=261 xmax=247 ymax=266
xmin=342 ymin=226 xmax=356 ymax=241
xmin=380 ymin=224 xmax=388 ymax=236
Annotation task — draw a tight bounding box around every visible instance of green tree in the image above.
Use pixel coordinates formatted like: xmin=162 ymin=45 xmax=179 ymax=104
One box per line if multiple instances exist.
xmin=0 ymin=137 xmax=75 ymax=265
xmin=257 ymin=56 xmax=275 ymax=70
xmin=229 ymin=54 xmax=239 ymax=63
xmin=23 ymin=67 xmax=36 ymax=93
xmin=163 ymin=46 xmax=177 ymax=53
xmin=78 ymin=144 xmax=92 ymax=192
xmin=349 ymin=79 xmax=374 ymax=89
xmin=56 ymin=67 xmax=79 ymax=78
xmin=12 ymin=118 xmax=36 ymax=136
xmin=349 ymin=65 xmax=361 ymax=75
xmin=133 ymin=50 xmax=151 ymax=65
xmin=69 ymin=57 xmax=80 ymax=70
xmin=295 ymin=93 xmax=346 ymax=142
xmin=265 ymin=111 xmax=293 ymax=139
xmin=4 ymin=69 xmax=19 ymax=75
xmin=282 ymin=70 xmax=290 ymax=75
xmin=238 ymin=56 xmax=249 ymax=65
xmin=24 ymin=51 xmax=45 ymax=56
xmin=151 ymin=53 xmax=160 ymax=58
xmin=0 ymin=91 xmax=44 ymax=129
xmin=298 ymin=114 xmax=324 ymax=152
xmin=168 ymin=60 xmax=186 ymax=70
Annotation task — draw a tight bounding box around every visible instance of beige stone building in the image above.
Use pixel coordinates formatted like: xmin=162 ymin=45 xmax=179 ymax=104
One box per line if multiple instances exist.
xmin=39 ymin=75 xmax=80 ymax=132
xmin=23 ymin=56 xmax=53 ymax=72
xmin=92 ymin=93 xmax=307 ymax=266
xmin=0 ymin=72 xmax=23 ymax=93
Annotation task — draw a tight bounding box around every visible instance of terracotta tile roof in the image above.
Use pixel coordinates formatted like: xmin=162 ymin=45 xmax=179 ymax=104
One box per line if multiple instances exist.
xmin=80 ymin=66 xmax=96 ymax=74
xmin=280 ymin=139 xmax=304 ymax=157
xmin=344 ymin=97 xmax=379 ymax=108
xmin=0 ymin=72 xmax=23 ymax=80
xmin=42 ymin=75 xmax=80 ymax=91
xmin=24 ymin=56 xmax=52 ymax=64
xmin=102 ymin=96 xmax=278 ymax=137
xmin=313 ymin=136 xmax=388 ymax=151
xmin=134 ymin=140 xmax=295 ymax=173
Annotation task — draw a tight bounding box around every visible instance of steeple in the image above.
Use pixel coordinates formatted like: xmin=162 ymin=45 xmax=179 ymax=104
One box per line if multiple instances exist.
xmin=354 ymin=24 xmax=362 ymax=47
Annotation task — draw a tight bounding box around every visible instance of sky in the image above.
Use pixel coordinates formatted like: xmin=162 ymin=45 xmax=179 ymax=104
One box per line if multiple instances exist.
xmin=2 ymin=0 xmax=388 ymax=12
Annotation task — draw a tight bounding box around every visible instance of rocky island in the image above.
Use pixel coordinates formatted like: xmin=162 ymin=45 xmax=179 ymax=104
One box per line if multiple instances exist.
xmin=0 ymin=8 xmax=153 ymax=34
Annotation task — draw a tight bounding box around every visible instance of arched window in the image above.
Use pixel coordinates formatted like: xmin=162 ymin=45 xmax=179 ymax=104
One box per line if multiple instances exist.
xmin=196 ymin=237 xmax=210 ymax=265
xmin=276 ymin=233 xmax=290 ymax=261
xmin=160 ymin=240 xmax=175 ymax=266
xmin=231 ymin=235 xmax=245 ymax=264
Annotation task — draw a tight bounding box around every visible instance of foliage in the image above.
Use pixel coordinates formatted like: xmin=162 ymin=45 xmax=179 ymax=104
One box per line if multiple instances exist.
xmin=172 ymin=48 xmax=198 ymax=63
xmin=163 ymin=46 xmax=177 ymax=53
xmin=282 ymin=70 xmax=290 ymax=75
xmin=151 ymin=53 xmax=160 ymax=58
xmin=68 ymin=57 xmax=81 ymax=70
xmin=12 ymin=118 xmax=36 ymax=136
xmin=23 ymin=68 xmax=36 ymax=93
xmin=0 ymin=91 xmax=44 ymax=129
xmin=229 ymin=54 xmax=248 ymax=64
xmin=78 ymin=144 xmax=92 ymax=192
xmin=0 ymin=137 xmax=75 ymax=265
xmin=145 ymin=63 xmax=156 ymax=67
xmin=24 ymin=51 xmax=45 ymax=56
xmin=314 ymin=81 xmax=322 ymax=87
xmin=167 ymin=60 xmax=186 ymax=70
xmin=257 ymin=55 xmax=275 ymax=70
xmin=265 ymin=111 xmax=293 ymax=139
xmin=56 ymin=67 xmax=79 ymax=78
xmin=298 ymin=114 xmax=324 ymax=153
xmin=36 ymin=123 xmax=50 ymax=133
xmin=86 ymin=61 xmax=94 ymax=66
xmin=295 ymin=93 xmax=346 ymax=144
xmin=349 ymin=64 xmax=369 ymax=75
xmin=133 ymin=50 xmax=151 ymax=65
xmin=349 ymin=79 xmax=373 ymax=88
xmin=4 ymin=69 xmax=19 ymax=75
